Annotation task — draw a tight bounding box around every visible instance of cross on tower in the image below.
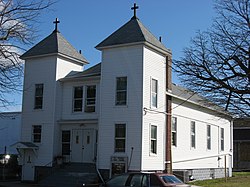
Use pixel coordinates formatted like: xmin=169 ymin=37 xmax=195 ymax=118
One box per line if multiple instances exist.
xmin=131 ymin=3 xmax=139 ymax=18
xmin=53 ymin=18 xmax=60 ymax=32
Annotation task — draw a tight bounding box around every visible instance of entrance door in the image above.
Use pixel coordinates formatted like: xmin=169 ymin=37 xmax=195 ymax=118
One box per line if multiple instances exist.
xmin=22 ymin=150 xmax=35 ymax=181
xmin=71 ymin=129 xmax=94 ymax=162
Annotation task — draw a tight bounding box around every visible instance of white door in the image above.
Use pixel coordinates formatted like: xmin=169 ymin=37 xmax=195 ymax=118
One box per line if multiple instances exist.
xmin=71 ymin=129 xmax=94 ymax=162
xmin=22 ymin=150 xmax=35 ymax=181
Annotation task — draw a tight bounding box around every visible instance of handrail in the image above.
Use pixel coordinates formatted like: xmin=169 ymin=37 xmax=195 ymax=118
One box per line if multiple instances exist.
xmin=96 ymin=163 xmax=105 ymax=184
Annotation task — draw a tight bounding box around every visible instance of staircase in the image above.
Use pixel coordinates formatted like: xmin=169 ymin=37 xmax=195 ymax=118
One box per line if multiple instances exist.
xmin=39 ymin=163 xmax=100 ymax=187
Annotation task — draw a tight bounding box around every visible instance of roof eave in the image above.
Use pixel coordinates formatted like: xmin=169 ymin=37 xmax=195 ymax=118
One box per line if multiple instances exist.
xmin=166 ymin=90 xmax=232 ymax=118
xmin=96 ymin=41 xmax=171 ymax=55
xmin=20 ymin=53 xmax=89 ymax=65
xmin=59 ymin=74 xmax=101 ymax=82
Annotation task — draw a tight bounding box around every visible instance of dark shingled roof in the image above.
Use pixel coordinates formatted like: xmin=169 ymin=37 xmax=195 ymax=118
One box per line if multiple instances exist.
xmin=62 ymin=63 xmax=101 ymax=80
xmin=20 ymin=30 xmax=88 ymax=64
xmin=96 ymin=17 xmax=169 ymax=53
xmin=171 ymin=84 xmax=231 ymax=116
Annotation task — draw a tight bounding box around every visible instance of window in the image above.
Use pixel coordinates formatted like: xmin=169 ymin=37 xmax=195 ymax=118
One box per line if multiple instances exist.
xmin=33 ymin=125 xmax=42 ymax=143
xmin=207 ymin=125 xmax=211 ymax=150
xmin=115 ymin=124 xmax=126 ymax=152
xmin=73 ymin=86 xmax=83 ymax=112
xmin=190 ymin=121 xmax=196 ymax=148
xmin=116 ymin=77 xmax=127 ymax=105
xmin=85 ymin=85 xmax=96 ymax=113
xmin=62 ymin=131 xmax=70 ymax=155
xmin=221 ymin=128 xmax=224 ymax=151
xmin=172 ymin=117 xmax=177 ymax=146
xmin=150 ymin=125 xmax=157 ymax=154
xmin=34 ymin=84 xmax=43 ymax=109
xmin=151 ymin=79 xmax=158 ymax=108
xmin=130 ymin=174 xmax=144 ymax=187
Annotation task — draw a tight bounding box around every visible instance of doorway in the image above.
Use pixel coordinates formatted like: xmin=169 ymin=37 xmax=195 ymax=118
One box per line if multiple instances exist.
xmin=71 ymin=129 xmax=94 ymax=162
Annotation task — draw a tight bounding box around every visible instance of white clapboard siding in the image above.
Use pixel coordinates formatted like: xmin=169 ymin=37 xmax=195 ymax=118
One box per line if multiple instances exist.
xmin=21 ymin=56 xmax=84 ymax=166
xmin=171 ymin=97 xmax=232 ymax=169
xmin=98 ymin=45 xmax=144 ymax=170
xmin=141 ymin=46 xmax=166 ymax=171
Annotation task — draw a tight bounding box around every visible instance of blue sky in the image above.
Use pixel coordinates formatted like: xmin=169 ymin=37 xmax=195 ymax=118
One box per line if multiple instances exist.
xmin=5 ymin=0 xmax=216 ymax=112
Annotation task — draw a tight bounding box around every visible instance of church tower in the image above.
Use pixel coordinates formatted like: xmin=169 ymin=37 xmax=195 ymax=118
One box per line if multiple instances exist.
xmin=96 ymin=4 xmax=172 ymax=176
xmin=18 ymin=19 xmax=88 ymax=181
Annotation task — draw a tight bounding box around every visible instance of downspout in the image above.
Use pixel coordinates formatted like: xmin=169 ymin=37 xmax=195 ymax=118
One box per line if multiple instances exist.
xmin=165 ymin=55 xmax=172 ymax=173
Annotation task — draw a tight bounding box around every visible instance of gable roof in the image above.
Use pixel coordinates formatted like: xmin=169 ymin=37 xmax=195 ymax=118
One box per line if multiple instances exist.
xmin=96 ymin=17 xmax=170 ymax=53
xmin=20 ymin=30 xmax=88 ymax=64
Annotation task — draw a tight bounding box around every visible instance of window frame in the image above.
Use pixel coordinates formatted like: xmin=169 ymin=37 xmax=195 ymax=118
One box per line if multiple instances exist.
xmin=62 ymin=130 xmax=71 ymax=155
xmin=32 ymin=125 xmax=42 ymax=143
xmin=115 ymin=77 xmax=127 ymax=106
xmin=190 ymin=121 xmax=196 ymax=149
xmin=207 ymin=125 xmax=211 ymax=150
xmin=34 ymin=84 xmax=44 ymax=109
xmin=114 ymin=123 xmax=126 ymax=153
xmin=172 ymin=117 xmax=177 ymax=147
xmin=73 ymin=86 xmax=83 ymax=112
xmin=84 ymin=85 xmax=96 ymax=113
xmin=221 ymin=128 xmax=224 ymax=151
xmin=150 ymin=125 xmax=157 ymax=154
xmin=151 ymin=78 xmax=158 ymax=108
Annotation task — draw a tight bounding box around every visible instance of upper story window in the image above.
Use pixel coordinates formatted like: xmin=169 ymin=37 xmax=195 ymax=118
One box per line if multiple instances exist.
xmin=190 ymin=121 xmax=196 ymax=148
xmin=151 ymin=79 xmax=158 ymax=108
xmin=73 ymin=86 xmax=83 ymax=112
xmin=116 ymin=77 xmax=127 ymax=106
xmin=34 ymin=84 xmax=44 ymax=109
xmin=150 ymin=125 xmax=157 ymax=154
xmin=221 ymin=128 xmax=224 ymax=151
xmin=32 ymin=125 xmax=42 ymax=143
xmin=172 ymin=117 xmax=177 ymax=146
xmin=85 ymin=85 xmax=96 ymax=113
xmin=207 ymin=125 xmax=211 ymax=150
xmin=115 ymin=124 xmax=126 ymax=152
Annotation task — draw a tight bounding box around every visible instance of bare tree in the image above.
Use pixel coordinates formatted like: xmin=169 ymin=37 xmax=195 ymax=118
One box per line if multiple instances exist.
xmin=174 ymin=0 xmax=250 ymax=117
xmin=0 ymin=0 xmax=54 ymax=109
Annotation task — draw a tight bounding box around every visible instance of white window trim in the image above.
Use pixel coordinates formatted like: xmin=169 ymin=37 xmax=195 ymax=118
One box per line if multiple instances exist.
xmin=190 ymin=121 xmax=196 ymax=149
xmin=150 ymin=124 xmax=157 ymax=155
xmin=84 ymin=85 xmax=96 ymax=113
xmin=72 ymin=86 xmax=83 ymax=112
xmin=207 ymin=125 xmax=211 ymax=150
xmin=34 ymin=83 xmax=44 ymax=110
xmin=115 ymin=76 xmax=128 ymax=106
xmin=32 ymin=125 xmax=42 ymax=143
xmin=114 ymin=123 xmax=127 ymax=153
xmin=220 ymin=128 xmax=225 ymax=151
xmin=172 ymin=117 xmax=177 ymax=147
xmin=151 ymin=78 xmax=158 ymax=108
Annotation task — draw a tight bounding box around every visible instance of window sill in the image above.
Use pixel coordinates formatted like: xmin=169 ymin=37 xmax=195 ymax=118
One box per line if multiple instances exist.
xmin=114 ymin=105 xmax=128 ymax=108
xmin=149 ymin=153 xmax=157 ymax=157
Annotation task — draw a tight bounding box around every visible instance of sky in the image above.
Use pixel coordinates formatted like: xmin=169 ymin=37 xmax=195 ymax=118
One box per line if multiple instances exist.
xmin=4 ymin=0 xmax=216 ymax=112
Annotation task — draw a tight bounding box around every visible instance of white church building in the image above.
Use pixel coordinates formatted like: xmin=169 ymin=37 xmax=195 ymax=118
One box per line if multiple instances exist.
xmin=14 ymin=6 xmax=233 ymax=182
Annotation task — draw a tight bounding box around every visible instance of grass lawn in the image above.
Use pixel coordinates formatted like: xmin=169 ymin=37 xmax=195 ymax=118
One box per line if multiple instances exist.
xmin=188 ymin=172 xmax=250 ymax=187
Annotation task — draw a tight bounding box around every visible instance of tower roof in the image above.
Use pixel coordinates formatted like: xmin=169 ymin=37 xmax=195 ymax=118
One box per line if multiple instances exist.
xmin=20 ymin=30 xmax=88 ymax=64
xmin=96 ymin=17 xmax=170 ymax=53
